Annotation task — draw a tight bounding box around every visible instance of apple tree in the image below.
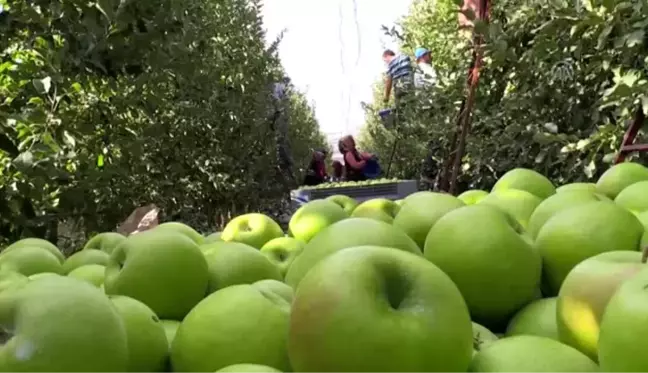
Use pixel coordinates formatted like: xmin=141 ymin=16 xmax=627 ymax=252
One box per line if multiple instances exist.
xmin=0 ymin=0 xmax=327 ymax=249
xmin=359 ymin=0 xmax=647 ymax=191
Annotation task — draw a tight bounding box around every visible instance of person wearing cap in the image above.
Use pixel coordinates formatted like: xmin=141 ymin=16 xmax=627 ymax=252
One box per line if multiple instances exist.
xmin=414 ymin=47 xmax=438 ymax=88
xmin=413 ymin=47 xmax=440 ymax=189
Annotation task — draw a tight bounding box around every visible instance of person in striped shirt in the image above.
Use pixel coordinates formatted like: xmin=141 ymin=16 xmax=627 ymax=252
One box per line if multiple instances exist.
xmin=382 ymin=49 xmax=414 ymax=106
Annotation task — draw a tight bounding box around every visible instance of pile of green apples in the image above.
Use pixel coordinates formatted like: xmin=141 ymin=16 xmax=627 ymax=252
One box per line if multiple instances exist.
xmin=297 ymin=177 xmax=400 ymax=191
xmin=1 ymin=162 xmax=648 ymax=372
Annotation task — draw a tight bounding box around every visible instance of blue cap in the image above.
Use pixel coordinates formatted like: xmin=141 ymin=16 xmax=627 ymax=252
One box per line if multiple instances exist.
xmin=414 ymin=47 xmax=430 ymax=59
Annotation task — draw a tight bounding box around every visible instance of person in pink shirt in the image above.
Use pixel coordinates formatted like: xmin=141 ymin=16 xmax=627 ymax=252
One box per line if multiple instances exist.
xmin=338 ymin=135 xmax=375 ymax=181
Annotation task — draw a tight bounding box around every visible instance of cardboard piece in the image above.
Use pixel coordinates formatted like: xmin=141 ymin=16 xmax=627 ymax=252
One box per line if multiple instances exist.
xmin=117 ymin=204 xmax=159 ymax=236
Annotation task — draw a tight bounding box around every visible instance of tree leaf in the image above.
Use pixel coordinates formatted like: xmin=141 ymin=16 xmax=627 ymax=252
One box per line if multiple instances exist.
xmin=621 ymin=71 xmax=640 ymax=87
xmin=71 ymin=82 xmax=82 ymax=92
xmin=13 ymin=151 xmax=34 ymax=169
xmin=63 ymin=131 xmax=76 ymax=148
xmin=583 ymin=160 xmax=596 ymax=178
xmin=543 ymin=122 xmax=558 ymax=133
xmin=32 ymin=77 xmax=51 ymax=94
xmin=603 ymin=153 xmax=616 ymax=163
xmin=626 ymin=30 xmax=645 ymax=47
xmin=28 ymin=97 xmax=44 ymax=105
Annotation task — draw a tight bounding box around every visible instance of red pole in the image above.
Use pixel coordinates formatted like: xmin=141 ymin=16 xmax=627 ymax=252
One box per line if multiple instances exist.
xmin=615 ymin=106 xmax=646 ymax=164
xmin=440 ymin=0 xmax=491 ymax=194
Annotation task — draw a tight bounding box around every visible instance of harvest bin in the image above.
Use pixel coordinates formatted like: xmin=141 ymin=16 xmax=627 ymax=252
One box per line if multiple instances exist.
xmin=291 ymin=180 xmax=418 ymax=207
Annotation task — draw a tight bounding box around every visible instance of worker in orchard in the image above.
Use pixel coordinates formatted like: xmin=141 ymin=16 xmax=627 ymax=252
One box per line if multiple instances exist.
xmin=331 ymin=160 xmax=345 ymax=181
xmin=338 ymin=135 xmax=376 ymax=182
xmin=414 ymin=47 xmax=438 ymax=88
xmin=382 ymin=49 xmax=415 ymax=112
xmin=413 ymin=47 xmax=440 ymax=188
xmin=270 ymin=77 xmax=296 ymax=186
xmin=303 ymin=149 xmax=328 ymax=186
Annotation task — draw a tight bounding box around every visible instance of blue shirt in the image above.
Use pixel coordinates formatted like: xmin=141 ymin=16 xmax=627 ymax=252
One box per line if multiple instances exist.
xmin=387 ymin=54 xmax=414 ymax=81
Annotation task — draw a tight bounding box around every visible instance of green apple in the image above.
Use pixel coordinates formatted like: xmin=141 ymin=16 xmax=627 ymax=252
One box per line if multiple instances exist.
xmin=222 ymin=213 xmax=284 ymax=249
xmin=639 ymin=211 xmax=648 ymax=247
xmin=216 ymin=364 xmax=282 ymax=372
xmin=400 ymin=191 xmax=434 ymax=204
xmin=104 ymin=230 xmax=209 ymax=320
xmin=171 ymin=284 xmax=291 ymax=372
xmin=492 ymin=168 xmax=556 ymax=200
xmin=480 ymin=189 xmax=542 ymax=229
xmin=598 ymin=267 xmax=648 ymax=371
xmin=637 ymin=211 xmax=648 ymax=243
xmin=67 ymin=264 xmax=106 ymax=288
xmin=260 ymin=237 xmax=305 ymax=276
xmin=615 ymin=180 xmax=648 ymax=214
xmin=285 ymin=218 xmax=421 ymax=288
xmin=596 ymin=161 xmax=648 ymax=199
xmin=458 ymin=189 xmax=489 ymax=205
xmin=639 ymin=210 xmax=648 ymax=229
xmin=204 ymin=232 xmax=223 ymax=243
xmin=535 ymin=201 xmax=644 ymax=295
xmin=556 ymin=182 xmax=597 ymax=194
xmin=468 ymin=335 xmax=598 ymax=372
xmin=556 ymin=251 xmax=645 ymax=360
xmin=62 ymin=248 xmax=109 ymax=274
xmin=83 ymin=232 xmax=126 ymax=254
xmin=0 ymin=246 xmax=63 ymax=276
xmin=424 ymin=205 xmax=541 ymax=329
xmin=110 ymin=295 xmax=168 ymax=372
xmin=473 ymin=322 xmax=498 ymax=354
xmin=393 ymin=192 xmax=465 ymax=249
xmin=161 ymin=319 xmax=181 ymax=347
xmin=289 ymin=245 xmax=473 ymax=372
xmin=0 ymin=276 xmax=128 ymax=371
xmin=350 ymin=198 xmax=401 ymax=224
xmin=394 ymin=199 xmax=404 ymax=206
xmin=27 ymin=272 xmax=61 ymax=281
xmin=155 ymin=222 xmax=204 ymax=245
xmin=288 ymin=200 xmax=348 ymax=243
xmin=527 ymin=190 xmax=605 ymax=239
xmin=3 ymin=238 xmax=64 ymax=263
xmin=202 ymin=242 xmax=282 ymax=294
xmin=325 ymin=194 xmax=359 ymax=214
xmin=0 ymin=269 xmax=28 ymax=294
xmin=506 ymin=297 xmax=559 ymax=341
xmin=252 ymin=279 xmax=293 ymax=304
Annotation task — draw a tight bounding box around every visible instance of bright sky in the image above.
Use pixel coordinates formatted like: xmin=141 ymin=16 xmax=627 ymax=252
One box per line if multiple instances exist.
xmin=261 ymin=0 xmax=412 ymax=142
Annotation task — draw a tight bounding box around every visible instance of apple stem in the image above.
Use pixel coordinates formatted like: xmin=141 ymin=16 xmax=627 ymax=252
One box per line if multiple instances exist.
xmin=642 ymin=246 xmax=648 ymax=264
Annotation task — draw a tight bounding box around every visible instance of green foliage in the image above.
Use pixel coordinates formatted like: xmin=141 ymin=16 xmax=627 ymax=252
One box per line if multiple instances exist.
xmin=0 ymin=0 xmax=327 ymax=247
xmin=359 ymin=0 xmax=647 ymax=191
